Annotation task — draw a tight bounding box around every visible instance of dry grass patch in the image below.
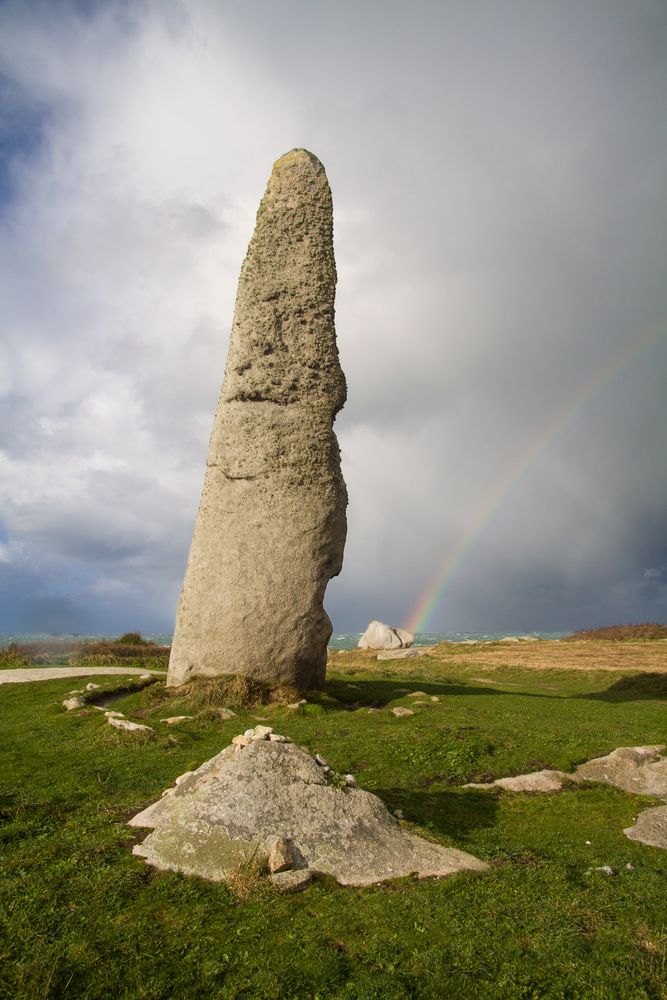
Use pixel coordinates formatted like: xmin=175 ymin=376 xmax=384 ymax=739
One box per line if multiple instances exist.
xmin=431 ymin=639 xmax=667 ymax=673
xmin=146 ymin=674 xmax=301 ymax=715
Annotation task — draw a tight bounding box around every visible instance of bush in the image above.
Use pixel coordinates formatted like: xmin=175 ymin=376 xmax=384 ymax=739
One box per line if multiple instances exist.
xmin=568 ymin=623 xmax=667 ymax=641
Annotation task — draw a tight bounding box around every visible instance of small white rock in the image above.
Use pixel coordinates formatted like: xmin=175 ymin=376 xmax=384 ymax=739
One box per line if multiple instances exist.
xmin=430 ymin=696 xmax=439 ymax=703
xmin=85 ymin=683 xmax=101 ymax=691
xmin=63 ymin=697 xmax=85 ymax=711
xmin=218 ymin=708 xmax=237 ymax=721
xmin=392 ymin=707 xmax=414 ymax=718
xmin=107 ymin=717 xmax=154 ymax=734
xmin=232 ymin=735 xmax=252 ymax=747
xmin=625 ymin=863 xmax=635 ymax=871
xmin=243 ymin=728 xmax=256 ymax=739
xmin=315 ymin=754 xmax=328 ymax=767
xmin=591 ymin=866 xmax=615 ymax=875
xmin=139 ymin=674 xmax=153 ymax=680
xmin=161 ymin=716 xmax=193 ymax=725
xmin=105 ymin=711 xmax=125 ymax=719
xmin=344 ymin=775 xmax=357 ymax=788
xmin=251 ymin=725 xmax=273 ymax=741
xmin=393 ymin=809 xmax=404 ymax=820
xmin=269 ymin=734 xmax=291 ymax=743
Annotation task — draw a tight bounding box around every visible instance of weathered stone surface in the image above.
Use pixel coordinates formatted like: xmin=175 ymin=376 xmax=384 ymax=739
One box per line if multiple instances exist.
xmin=63 ymin=697 xmax=85 ymax=711
xmin=108 ymin=717 xmax=154 ymax=734
xmin=270 ymin=869 xmax=313 ymax=893
xmin=268 ymin=837 xmax=294 ymax=873
xmin=624 ymin=805 xmax=667 ymax=849
xmin=391 ymin=707 xmax=415 ymax=718
xmin=377 ymin=648 xmax=423 ymax=660
xmin=161 ymin=716 xmax=193 ymax=725
xmin=130 ymin=738 xmax=488 ymax=887
xmin=167 ymin=149 xmax=347 ymax=691
xmin=464 ymin=770 xmax=574 ymax=792
xmin=359 ymin=621 xmax=415 ymax=650
xmin=575 ymin=745 xmax=667 ymax=797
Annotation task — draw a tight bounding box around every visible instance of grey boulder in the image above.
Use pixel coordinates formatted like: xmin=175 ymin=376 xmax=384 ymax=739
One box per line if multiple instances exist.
xmin=129 ymin=738 xmax=487 ymax=887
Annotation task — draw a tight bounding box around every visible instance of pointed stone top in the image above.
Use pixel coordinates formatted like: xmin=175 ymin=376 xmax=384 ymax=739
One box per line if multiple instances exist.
xmin=258 ymin=148 xmax=331 ymax=215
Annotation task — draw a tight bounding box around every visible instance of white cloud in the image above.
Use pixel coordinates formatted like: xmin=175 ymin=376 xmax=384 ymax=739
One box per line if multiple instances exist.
xmin=0 ymin=0 xmax=665 ymax=633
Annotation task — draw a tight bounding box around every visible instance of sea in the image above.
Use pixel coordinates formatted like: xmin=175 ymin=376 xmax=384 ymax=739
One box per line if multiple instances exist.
xmin=0 ymin=630 xmax=572 ymax=651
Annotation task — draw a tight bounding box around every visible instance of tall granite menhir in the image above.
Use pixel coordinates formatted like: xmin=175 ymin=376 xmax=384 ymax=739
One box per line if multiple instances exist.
xmin=167 ymin=150 xmax=347 ymax=690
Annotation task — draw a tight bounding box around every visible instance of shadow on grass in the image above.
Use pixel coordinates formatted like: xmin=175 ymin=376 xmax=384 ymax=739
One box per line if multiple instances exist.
xmin=574 ymin=672 xmax=667 ymax=703
xmin=374 ymin=786 xmax=499 ymax=840
xmin=324 ymin=676 xmax=556 ymax=709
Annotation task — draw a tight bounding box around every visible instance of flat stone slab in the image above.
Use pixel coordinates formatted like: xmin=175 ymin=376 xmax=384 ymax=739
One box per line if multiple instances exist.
xmin=377 ymin=649 xmax=425 ymax=660
xmin=465 ymin=770 xmax=575 ymax=793
xmin=130 ymin=737 xmax=488 ymax=888
xmin=575 ymin=745 xmax=667 ymax=798
xmin=624 ymin=804 xmax=667 ymax=849
xmin=0 ymin=667 xmax=166 ymax=684
xmin=463 ymin=745 xmax=667 ymax=850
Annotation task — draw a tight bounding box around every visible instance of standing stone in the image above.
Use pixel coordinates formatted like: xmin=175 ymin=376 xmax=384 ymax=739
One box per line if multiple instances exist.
xmin=167 ymin=150 xmax=347 ymax=690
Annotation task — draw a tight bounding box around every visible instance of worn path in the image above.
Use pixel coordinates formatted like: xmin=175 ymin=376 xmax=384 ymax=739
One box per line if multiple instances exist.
xmin=0 ymin=667 xmax=166 ymax=684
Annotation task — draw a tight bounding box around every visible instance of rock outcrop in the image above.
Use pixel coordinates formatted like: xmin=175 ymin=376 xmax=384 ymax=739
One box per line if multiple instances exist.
xmin=358 ymin=621 xmax=415 ymax=650
xmin=129 ymin=731 xmax=488 ymax=888
xmin=463 ymin=745 xmax=667 ymax=850
xmin=167 ymin=150 xmax=347 ymax=690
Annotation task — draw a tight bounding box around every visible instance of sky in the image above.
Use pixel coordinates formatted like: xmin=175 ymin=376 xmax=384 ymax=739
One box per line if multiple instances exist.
xmin=1 ymin=0 xmax=666 ymax=636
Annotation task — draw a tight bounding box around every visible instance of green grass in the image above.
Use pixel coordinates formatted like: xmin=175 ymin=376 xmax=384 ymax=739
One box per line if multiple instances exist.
xmin=1 ymin=651 xmax=666 ymax=999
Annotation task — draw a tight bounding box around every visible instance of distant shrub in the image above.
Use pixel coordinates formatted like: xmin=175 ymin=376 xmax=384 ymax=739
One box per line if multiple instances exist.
xmin=70 ymin=636 xmax=170 ymax=664
xmin=116 ymin=632 xmax=148 ymax=646
xmin=0 ymin=643 xmax=30 ymax=667
xmin=567 ymin=623 xmax=667 ymax=641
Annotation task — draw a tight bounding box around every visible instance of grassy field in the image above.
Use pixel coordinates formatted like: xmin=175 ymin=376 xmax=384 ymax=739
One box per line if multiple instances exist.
xmin=1 ymin=640 xmax=666 ymax=999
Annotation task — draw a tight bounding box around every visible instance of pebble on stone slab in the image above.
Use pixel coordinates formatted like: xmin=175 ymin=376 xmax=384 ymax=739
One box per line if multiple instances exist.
xmin=232 ymin=735 xmax=251 ymax=747
xmin=268 ymin=838 xmax=294 ymax=874
xmin=344 ymin=775 xmax=357 ymax=788
xmin=251 ymin=725 xmax=273 ymax=741
xmin=270 ymin=869 xmax=313 ymax=893
xmin=269 ymin=733 xmax=291 ymax=743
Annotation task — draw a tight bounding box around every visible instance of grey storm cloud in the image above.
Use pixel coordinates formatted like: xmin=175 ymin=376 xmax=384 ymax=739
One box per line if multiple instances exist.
xmin=0 ymin=0 xmax=666 ymax=635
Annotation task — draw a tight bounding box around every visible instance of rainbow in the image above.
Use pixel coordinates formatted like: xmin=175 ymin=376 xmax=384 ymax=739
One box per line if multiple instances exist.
xmin=405 ymin=320 xmax=666 ymax=634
